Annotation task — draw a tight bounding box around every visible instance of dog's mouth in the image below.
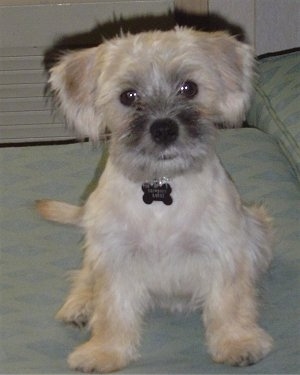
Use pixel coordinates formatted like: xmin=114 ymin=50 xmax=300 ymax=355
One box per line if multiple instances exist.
xmin=114 ymin=114 xmax=216 ymax=181
xmin=158 ymin=152 xmax=177 ymax=161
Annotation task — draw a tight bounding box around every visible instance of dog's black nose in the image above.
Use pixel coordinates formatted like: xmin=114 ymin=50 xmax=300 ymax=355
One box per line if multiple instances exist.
xmin=150 ymin=119 xmax=178 ymax=146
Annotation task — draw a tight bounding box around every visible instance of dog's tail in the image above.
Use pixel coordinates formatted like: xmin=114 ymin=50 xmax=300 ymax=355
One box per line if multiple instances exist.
xmin=36 ymin=200 xmax=83 ymax=226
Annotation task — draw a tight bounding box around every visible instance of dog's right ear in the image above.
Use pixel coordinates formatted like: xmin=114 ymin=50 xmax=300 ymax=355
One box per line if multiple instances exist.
xmin=49 ymin=45 xmax=106 ymax=140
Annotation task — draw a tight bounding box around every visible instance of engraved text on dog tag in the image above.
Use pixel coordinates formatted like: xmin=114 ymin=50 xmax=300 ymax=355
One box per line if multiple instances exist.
xmin=142 ymin=182 xmax=173 ymax=205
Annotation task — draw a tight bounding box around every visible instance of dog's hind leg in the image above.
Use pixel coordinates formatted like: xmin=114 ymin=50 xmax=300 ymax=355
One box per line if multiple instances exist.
xmin=56 ymin=259 xmax=94 ymax=327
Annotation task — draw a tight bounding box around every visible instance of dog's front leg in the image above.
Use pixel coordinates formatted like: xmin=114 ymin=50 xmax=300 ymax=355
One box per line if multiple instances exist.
xmin=68 ymin=270 xmax=147 ymax=373
xmin=203 ymin=271 xmax=273 ymax=367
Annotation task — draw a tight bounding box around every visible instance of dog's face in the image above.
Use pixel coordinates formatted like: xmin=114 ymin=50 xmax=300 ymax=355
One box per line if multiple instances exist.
xmin=50 ymin=28 xmax=253 ymax=181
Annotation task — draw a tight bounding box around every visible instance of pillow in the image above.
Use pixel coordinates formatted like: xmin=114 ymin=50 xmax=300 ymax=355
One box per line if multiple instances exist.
xmin=246 ymin=50 xmax=300 ymax=180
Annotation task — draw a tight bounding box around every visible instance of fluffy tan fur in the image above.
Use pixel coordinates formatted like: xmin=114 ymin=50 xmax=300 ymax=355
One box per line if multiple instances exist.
xmin=37 ymin=28 xmax=273 ymax=373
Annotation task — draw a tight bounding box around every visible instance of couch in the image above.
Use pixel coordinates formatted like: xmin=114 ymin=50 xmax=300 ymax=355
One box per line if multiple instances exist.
xmin=1 ymin=50 xmax=299 ymax=373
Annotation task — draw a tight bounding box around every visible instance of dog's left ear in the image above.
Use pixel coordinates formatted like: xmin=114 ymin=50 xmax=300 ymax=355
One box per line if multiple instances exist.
xmin=207 ymin=32 xmax=254 ymax=127
xmin=49 ymin=45 xmax=106 ymax=140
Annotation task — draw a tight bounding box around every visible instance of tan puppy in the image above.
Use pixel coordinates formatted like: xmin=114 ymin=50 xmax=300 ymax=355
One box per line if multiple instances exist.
xmin=37 ymin=28 xmax=273 ymax=373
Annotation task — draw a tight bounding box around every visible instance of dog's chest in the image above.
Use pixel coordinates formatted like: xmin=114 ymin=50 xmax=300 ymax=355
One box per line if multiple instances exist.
xmin=85 ymin=161 xmax=234 ymax=304
xmin=90 ymin=171 xmax=216 ymax=256
xmin=85 ymin=157 xmax=232 ymax=260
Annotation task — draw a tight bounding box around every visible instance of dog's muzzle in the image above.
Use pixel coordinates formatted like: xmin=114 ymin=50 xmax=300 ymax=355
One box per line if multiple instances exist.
xmin=150 ymin=119 xmax=178 ymax=146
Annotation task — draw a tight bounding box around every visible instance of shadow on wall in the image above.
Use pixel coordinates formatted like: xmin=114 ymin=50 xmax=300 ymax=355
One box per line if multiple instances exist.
xmin=44 ymin=10 xmax=246 ymax=72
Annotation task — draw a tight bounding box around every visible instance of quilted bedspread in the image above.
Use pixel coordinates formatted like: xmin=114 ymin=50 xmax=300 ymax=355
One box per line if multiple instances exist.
xmin=1 ymin=126 xmax=299 ymax=373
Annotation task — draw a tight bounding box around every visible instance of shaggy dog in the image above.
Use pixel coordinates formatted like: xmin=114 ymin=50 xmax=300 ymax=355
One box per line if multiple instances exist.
xmin=37 ymin=28 xmax=273 ymax=373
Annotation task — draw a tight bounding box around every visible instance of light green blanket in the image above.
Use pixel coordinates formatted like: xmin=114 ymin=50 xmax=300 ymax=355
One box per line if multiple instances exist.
xmin=1 ymin=127 xmax=299 ymax=373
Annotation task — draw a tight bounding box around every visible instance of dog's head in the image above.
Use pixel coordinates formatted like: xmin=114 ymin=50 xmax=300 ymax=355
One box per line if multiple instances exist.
xmin=49 ymin=28 xmax=253 ymax=180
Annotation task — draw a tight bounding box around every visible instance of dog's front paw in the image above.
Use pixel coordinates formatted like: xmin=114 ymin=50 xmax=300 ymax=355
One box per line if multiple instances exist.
xmin=68 ymin=341 xmax=131 ymax=373
xmin=209 ymin=327 xmax=273 ymax=367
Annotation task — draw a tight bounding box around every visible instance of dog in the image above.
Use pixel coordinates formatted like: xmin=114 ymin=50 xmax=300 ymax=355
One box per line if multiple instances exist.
xmin=37 ymin=27 xmax=273 ymax=373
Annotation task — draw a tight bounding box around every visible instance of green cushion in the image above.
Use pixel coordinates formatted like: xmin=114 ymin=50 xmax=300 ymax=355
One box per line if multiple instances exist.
xmin=247 ymin=50 xmax=300 ymax=180
xmin=1 ymin=128 xmax=299 ymax=373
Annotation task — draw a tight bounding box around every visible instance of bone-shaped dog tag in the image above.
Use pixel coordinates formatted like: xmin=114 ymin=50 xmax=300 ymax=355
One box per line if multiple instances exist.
xmin=142 ymin=182 xmax=173 ymax=205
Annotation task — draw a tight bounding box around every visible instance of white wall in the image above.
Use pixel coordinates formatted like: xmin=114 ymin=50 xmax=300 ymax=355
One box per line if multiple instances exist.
xmin=208 ymin=0 xmax=299 ymax=54
xmin=209 ymin=0 xmax=255 ymax=44
xmin=255 ymin=0 xmax=300 ymax=55
xmin=175 ymin=0 xmax=300 ymax=55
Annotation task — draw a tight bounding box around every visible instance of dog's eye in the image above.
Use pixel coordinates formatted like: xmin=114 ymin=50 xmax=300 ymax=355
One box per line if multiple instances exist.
xmin=120 ymin=89 xmax=139 ymax=106
xmin=178 ymin=81 xmax=198 ymax=99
